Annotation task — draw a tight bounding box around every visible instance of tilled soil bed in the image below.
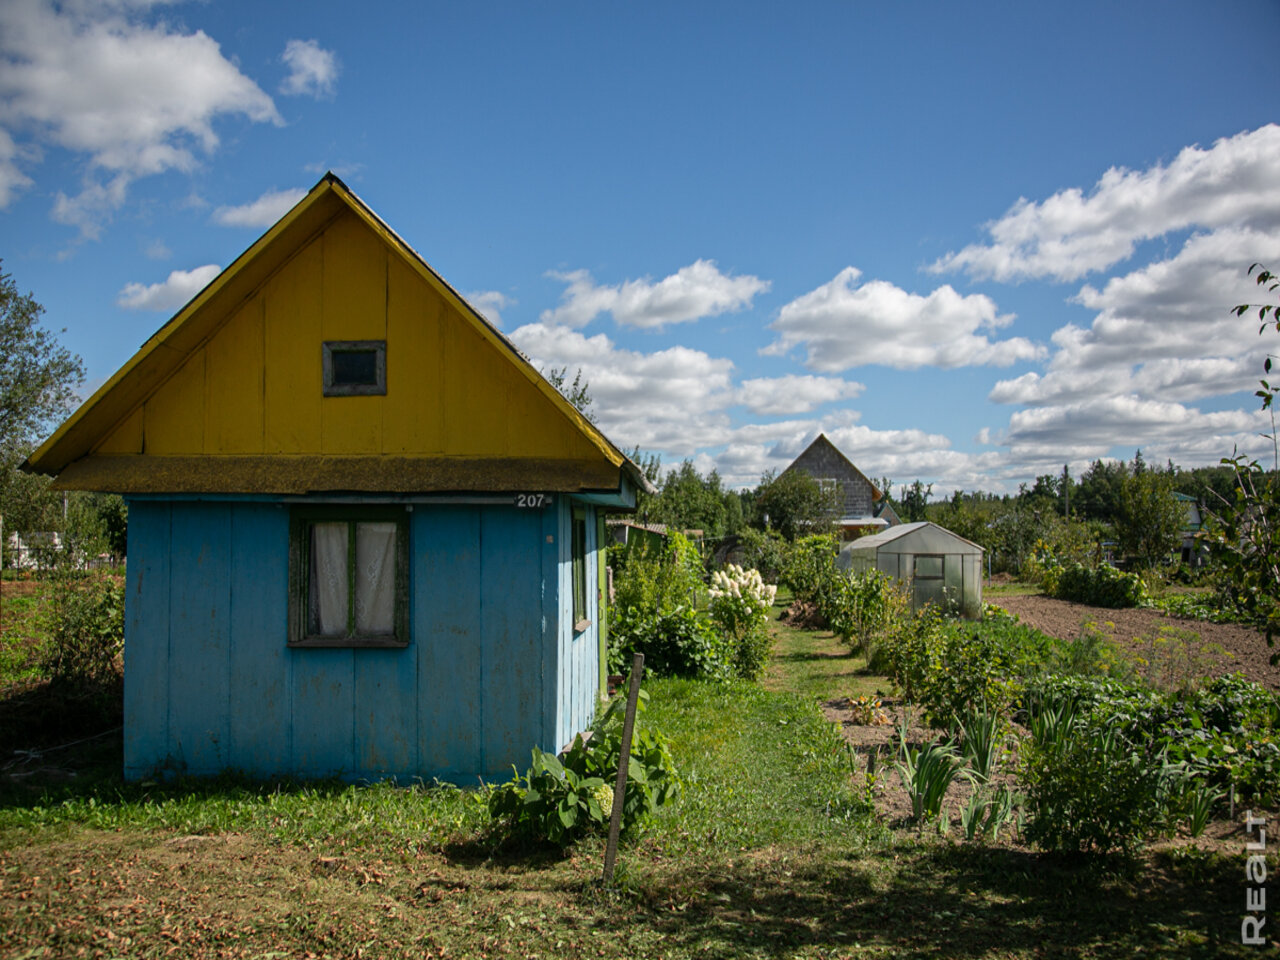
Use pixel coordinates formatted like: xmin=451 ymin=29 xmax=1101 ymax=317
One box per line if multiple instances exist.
xmin=993 ymin=593 xmax=1280 ymax=691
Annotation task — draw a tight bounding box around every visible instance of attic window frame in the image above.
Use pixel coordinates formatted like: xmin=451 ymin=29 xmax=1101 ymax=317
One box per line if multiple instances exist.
xmin=323 ymin=340 xmax=387 ymax=396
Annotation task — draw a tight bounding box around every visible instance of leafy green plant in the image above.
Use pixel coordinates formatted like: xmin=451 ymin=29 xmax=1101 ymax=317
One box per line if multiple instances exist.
xmin=895 ymin=733 xmax=970 ymax=824
xmin=1052 ymin=560 xmax=1148 ymax=608
xmin=960 ymin=785 xmax=1020 ymax=842
xmin=823 ymin=568 xmax=908 ymax=654
xmin=953 ymin=703 xmax=1005 ymax=783
xmin=782 ymin=534 xmax=839 ymax=606
xmin=608 ymin=604 xmax=729 ymax=680
xmin=38 ymin=570 xmax=124 ymax=690
xmin=1182 ymin=781 xmax=1225 ymax=838
xmin=488 ymin=688 xmax=680 ymax=845
xmin=1021 ymin=716 xmax=1188 ymax=854
xmin=708 ymin=564 xmax=778 ymax=680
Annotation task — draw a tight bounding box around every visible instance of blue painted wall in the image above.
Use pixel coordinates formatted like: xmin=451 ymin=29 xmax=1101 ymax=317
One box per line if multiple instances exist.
xmin=122 ymin=496 xmax=600 ymax=782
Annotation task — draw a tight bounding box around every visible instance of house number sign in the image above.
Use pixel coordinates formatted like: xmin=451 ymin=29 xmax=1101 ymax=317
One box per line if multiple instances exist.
xmin=515 ymin=493 xmax=550 ymax=508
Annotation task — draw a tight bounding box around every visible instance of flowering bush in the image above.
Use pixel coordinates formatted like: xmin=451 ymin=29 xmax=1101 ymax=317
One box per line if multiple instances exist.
xmin=709 ymin=564 xmax=778 ymax=680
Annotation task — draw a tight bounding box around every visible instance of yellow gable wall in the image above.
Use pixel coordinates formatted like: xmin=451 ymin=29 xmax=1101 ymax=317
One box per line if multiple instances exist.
xmin=92 ymin=209 xmax=598 ymax=463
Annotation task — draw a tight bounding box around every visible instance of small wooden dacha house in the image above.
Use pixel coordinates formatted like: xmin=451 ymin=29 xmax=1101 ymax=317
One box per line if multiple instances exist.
xmin=837 ymin=521 xmax=984 ymax=619
xmin=24 ymin=174 xmax=652 ymax=783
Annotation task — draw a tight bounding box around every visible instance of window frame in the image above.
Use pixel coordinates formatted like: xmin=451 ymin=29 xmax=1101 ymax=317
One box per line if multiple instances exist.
xmin=288 ymin=505 xmax=410 ymax=648
xmin=322 ymin=340 xmax=387 ymax=396
xmin=912 ymin=554 xmax=945 ymax=581
xmin=571 ymin=506 xmax=590 ymax=633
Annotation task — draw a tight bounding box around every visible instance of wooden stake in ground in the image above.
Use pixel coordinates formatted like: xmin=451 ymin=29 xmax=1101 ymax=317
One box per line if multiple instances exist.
xmin=602 ymin=652 xmax=644 ymax=886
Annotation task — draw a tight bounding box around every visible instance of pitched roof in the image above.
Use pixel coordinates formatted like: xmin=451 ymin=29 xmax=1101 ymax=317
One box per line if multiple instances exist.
xmin=24 ymin=174 xmax=653 ymax=499
xmin=782 ymin=433 xmax=883 ymax=501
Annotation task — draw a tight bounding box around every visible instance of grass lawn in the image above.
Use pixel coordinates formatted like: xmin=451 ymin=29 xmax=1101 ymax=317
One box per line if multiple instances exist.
xmin=0 ymin=592 xmax=1269 ymax=958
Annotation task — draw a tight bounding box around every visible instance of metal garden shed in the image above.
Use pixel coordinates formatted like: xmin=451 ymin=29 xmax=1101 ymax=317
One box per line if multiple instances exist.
xmin=836 ymin=521 xmax=984 ymax=619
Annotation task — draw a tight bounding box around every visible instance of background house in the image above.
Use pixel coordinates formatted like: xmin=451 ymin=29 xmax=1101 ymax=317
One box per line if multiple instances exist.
xmin=23 ymin=174 xmax=651 ymax=783
xmin=782 ymin=434 xmax=889 ymax=540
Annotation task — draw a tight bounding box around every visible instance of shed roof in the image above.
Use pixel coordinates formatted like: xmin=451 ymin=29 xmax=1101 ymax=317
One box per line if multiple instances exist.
xmin=24 ymin=174 xmax=653 ymax=501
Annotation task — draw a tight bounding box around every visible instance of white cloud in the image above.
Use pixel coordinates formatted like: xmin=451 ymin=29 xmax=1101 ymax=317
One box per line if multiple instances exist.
xmin=509 ymin=320 xmax=737 ymax=454
xmin=539 ymin=259 xmax=769 ymax=330
xmin=764 ymin=267 xmax=1044 ymax=371
xmin=0 ymin=127 xmax=34 ymax=206
xmin=0 ymin=0 xmax=282 ymax=232
xmin=212 ymin=187 xmax=307 ymax=227
xmin=467 ymin=290 xmax=514 ymax=326
xmin=932 ymin=124 xmax=1280 ymax=282
xmin=735 ymin=375 xmax=864 ymax=415
xmin=144 ymin=237 xmax=171 ymax=259
xmin=117 ymin=263 xmax=220 ymax=311
xmin=988 ymin=228 xmax=1274 ymax=409
xmin=280 ymin=38 xmax=339 ymax=98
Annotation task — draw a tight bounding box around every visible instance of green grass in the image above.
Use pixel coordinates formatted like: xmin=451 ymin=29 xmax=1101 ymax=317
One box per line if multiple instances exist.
xmin=0 ymin=602 xmax=1271 ymax=958
xmin=0 ymin=590 xmax=44 ymax=686
xmin=985 ymin=580 xmax=1044 ymax=597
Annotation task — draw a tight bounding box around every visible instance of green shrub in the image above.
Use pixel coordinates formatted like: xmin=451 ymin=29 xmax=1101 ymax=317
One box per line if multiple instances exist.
xmin=1021 ymin=716 xmax=1187 ymax=854
xmin=782 ymin=534 xmax=839 ymax=606
xmin=38 ymin=570 xmax=124 ymax=689
xmin=612 ymin=530 xmax=705 ymax=616
xmin=823 ymin=569 xmax=908 ymax=653
xmin=708 ymin=564 xmax=778 ymax=681
xmin=1052 ymin=561 xmax=1148 ymax=608
xmin=735 ymin=527 xmax=788 ymax=585
xmin=895 ymin=735 xmax=970 ymax=824
xmin=608 ymin=605 xmax=730 ymax=680
xmin=488 ymin=689 xmax=680 ymax=845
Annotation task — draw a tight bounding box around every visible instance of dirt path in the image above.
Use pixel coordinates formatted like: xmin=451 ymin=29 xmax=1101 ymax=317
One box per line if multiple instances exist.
xmin=993 ymin=593 xmax=1280 ymax=691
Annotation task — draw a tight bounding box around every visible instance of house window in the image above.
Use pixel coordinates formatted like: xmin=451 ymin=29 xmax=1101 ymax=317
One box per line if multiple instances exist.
xmin=322 ymin=340 xmax=386 ymax=396
xmin=289 ymin=507 xmax=409 ymax=647
xmin=572 ymin=507 xmax=589 ymax=632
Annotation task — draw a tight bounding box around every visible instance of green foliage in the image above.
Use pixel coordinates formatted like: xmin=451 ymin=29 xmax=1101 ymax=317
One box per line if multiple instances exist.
xmin=608 ymin=604 xmax=729 ymax=680
xmin=952 ymin=703 xmax=1006 ymax=783
xmin=1021 ymin=714 xmax=1187 ymax=854
xmin=611 ymin=530 xmax=703 ymax=617
xmin=0 ymin=262 xmax=86 ymax=458
xmin=1115 ymin=463 xmax=1184 ymax=569
xmin=38 ymin=570 xmax=124 ymax=690
xmin=895 ymin=734 xmax=970 ymax=824
xmin=754 ymin=468 xmax=840 ymax=541
xmin=898 ymin=479 xmax=933 ymax=522
xmin=781 ymin=533 xmax=838 ymax=605
xmin=488 ymin=689 xmax=680 ymax=846
xmin=1205 ymin=456 xmax=1280 ymax=656
xmin=544 ymin=366 xmax=595 ymax=422
xmin=707 ymin=564 xmax=778 ymax=681
xmin=734 ymin=526 xmax=787 ymax=584
xmin=822 ymin=568 xmax=908 ymax=653
xmin=959 ymin=785 xmax=1020 ymax=843
xmin=1052 ymin=560 xmax=1148 ymax=608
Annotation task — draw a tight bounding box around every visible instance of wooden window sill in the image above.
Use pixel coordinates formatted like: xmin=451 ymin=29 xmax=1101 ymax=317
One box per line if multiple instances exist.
xmin=288 ymin=638 xmax=409 ymax=649
xmin=573 ymin=619 xmax=592 ymax=634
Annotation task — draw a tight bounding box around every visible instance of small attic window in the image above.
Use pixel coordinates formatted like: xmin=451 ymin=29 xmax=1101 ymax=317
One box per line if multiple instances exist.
xmin=323 ymin=340 xmax=386 ymax=396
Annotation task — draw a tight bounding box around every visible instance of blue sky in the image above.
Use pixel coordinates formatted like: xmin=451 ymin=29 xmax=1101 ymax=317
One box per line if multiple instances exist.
xmin=3 ymin=0 xmax=1279 ymax=495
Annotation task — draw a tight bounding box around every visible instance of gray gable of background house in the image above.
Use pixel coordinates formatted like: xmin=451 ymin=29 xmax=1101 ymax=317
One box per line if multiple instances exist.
xmin=782 ymin=434 xmax=879 ymax=519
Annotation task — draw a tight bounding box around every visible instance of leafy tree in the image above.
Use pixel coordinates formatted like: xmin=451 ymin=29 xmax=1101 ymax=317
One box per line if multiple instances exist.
xmin=0 ymin=263 xmax=85 ymax=458
xmin=1114 ymin=459 xmax=1183 ymax=569
xmin=0 ymin=263 xmax=85 ymax=553
xmin=545 ymin=365 xmax=596 ymax=423
xmin=652 ymin=460 xmax=728 ymax=536
xmin=1075 ymin=458 xmax=1128 ymax=525
xmin=754 ymin=468 xmax=840 ymax=541
xmin=1207 ymin=263 xmax=1280 ymax=661
xmin=899 ymin=479 xmax=933 ymax=522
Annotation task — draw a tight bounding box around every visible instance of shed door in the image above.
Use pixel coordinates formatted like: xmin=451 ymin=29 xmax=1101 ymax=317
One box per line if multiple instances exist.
xmin=912 ymin=554 xmax=946 ymax=612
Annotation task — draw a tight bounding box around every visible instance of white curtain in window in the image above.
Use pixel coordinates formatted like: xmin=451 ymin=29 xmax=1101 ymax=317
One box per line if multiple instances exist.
xmin=355 ymin=522 xmax=397 ymax=635
xmin=310 ymin=522 xmax=350 ymax=636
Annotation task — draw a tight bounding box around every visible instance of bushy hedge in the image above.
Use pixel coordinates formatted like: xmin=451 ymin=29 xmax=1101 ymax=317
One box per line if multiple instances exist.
xmin=1050 ymin=560 xmax=1148 ymax=608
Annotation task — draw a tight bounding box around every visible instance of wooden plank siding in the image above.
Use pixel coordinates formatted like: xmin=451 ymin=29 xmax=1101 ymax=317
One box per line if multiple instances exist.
xmin=122 ymin=496 xmax=602 ymax=782
xmin=90 ymin=206 xmax=603 ymax=471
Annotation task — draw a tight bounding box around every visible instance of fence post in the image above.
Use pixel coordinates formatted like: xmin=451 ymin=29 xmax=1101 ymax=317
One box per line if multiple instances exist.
xmin=602 ymin=652 xmax=644 ymax=886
